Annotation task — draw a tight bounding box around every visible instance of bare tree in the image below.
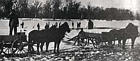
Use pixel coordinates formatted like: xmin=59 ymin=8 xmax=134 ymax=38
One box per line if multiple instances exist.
xmin=51 ymin=0 xmax=62 ymax=20
xmin=43 ymin=0 xmax=52 ymax=18
xmin=29 ymin=1 xmax=42 ymax=18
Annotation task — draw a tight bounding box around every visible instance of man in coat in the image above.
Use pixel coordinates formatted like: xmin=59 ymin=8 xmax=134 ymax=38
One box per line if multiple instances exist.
xmin=88 ymin=19 xmax=94 ymax=29
xmin=9 ymin=10 xmax=19 ymax=35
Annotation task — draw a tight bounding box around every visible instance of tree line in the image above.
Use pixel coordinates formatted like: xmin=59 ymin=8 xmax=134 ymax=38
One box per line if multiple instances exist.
xmin=0 ymin=0 xmax=139 ymax=20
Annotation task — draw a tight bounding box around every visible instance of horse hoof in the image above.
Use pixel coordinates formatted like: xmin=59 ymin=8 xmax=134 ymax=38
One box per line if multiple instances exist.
xmin=46 ymin=50 xmax=49 ymax=52
xmin=54 ymin=52 xmax=56 ymax=54
xmin=30 ymin=51 xmax=36 ymax=54
xmin=37 ymin=53 xmax=40 ymax=55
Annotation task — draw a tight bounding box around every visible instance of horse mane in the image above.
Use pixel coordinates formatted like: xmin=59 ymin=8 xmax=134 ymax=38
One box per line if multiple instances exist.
xmin=50 ymin=25 xmax=57 ymax=29
xmin=59 ymin=22 xmax=68 ymax=28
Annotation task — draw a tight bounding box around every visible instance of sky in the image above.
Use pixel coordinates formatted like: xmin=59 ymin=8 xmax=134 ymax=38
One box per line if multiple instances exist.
xmin=76 ymin=0 xmax=138 ymax=12
xmin=36 ymin=0 xmax=139 ymax=13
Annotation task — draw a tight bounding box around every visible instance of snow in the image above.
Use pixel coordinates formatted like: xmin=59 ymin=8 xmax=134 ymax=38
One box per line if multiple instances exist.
xmin=0 ymin=18 xmax=140 ymax=60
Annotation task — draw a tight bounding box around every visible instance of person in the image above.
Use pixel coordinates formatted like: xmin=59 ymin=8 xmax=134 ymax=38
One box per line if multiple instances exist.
xmin=79 ymin=22 xmax=81 ymax=28
xmin=77 ymin=22 xmax=81 ymax=29
xmin=45 ymin=22 xmax=50 ymax=29
xmin=37 ymin=23 xmax=40 ymax=30
xmin=72 ymin=22 xmax=74 ymax=28
xmin=20 ymin=22 xmax=24 ymax=32
xmin=77 ymin=22 xmax=79 ymax=29
xmin=88 ymin=19 xmax=94 ymax=29
xmin=21 ymin=22 xmax=24 ymax=28
xmin=9 ymin=10 xmax=19 ymax=35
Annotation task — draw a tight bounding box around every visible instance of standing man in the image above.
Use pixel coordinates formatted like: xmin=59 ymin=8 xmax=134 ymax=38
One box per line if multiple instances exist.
xmin=77 ymin=22 xmax=79 ymax=29
xmin=21 ymin=22 xmax=24 ymax=28
xmin=9 ymin=10 xmax=19 ymax=35
xmin=79 ymin=22 xmax=81 ymax=28
xmin=45 ymin=22 xmax=50 ymax=29
xmin=88 ymin=19 xmax=93 ymax=29
xmin=20 ymin=22 xmax=24 ymax=32
xmin=72 ymin=21 xmax=74 ymax=28
xmin=37 ymin=23 xmax=40 ymax=30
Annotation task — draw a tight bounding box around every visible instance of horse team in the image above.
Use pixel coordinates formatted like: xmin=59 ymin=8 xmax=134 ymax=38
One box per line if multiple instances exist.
xmin=27 ymin=22 xmax=139 ymax=54
xmin=97 ymin=23 xmax=139 ymax=49
xmin=109 ymin=23 xmax=139 ymax=49
xmin=28 ymin=22 xmax=70 ymax=53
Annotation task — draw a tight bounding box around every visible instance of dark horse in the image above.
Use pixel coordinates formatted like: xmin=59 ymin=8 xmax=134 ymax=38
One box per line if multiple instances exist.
xmin=28 ymin=22 xmax=70 ymax=53
xmin=109 ymin=23 xmax=139 ymax=49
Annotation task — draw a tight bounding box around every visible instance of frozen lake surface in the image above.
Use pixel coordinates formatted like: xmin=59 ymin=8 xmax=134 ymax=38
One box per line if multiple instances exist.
xmin=0 ymin=18 xmax=140 ymax=50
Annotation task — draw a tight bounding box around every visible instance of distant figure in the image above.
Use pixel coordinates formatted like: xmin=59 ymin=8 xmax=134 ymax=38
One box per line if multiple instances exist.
xmin=77 ymin=22 xmax=79 ymax=28
xmin=77 ymin=22 xmax=81 ymax=29
xmin=9 ymin=10 xmax=19 ymax=35
xmin=79 ymin=22 xmax=81 ymax=28
xmin=20 ymin=22 xmax=24 ymax=32
xmin=21 ymin=22 xmax=24 ymax=28
xmin=37 ymin=23 xmax=40 ymax=30
xmin=45 ymin=22 xmax=50 ymax=29
xmin=88 ymin=19 xmax=93 ymax=29
xmin=72 ymin=22 xmax=74 ymax=28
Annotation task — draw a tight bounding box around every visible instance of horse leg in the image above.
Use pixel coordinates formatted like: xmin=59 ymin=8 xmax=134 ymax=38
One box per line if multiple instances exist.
xmin=131 ymin=37 xmax=136 ymax=49
xmin=122 ymin=39 xmax=126 ymax=49
xmin=28 ymin=43 xmax=31 ymax=53
xmin=37 ymin=43 xmax=40 ymax=54
xmin=45 ymin=42 xmax=49 ymax=52
xmin=54 ymin=42 xmax=57 ymax=53
xmin=57 ymin=41 xmax=61 ymax=53
xmin=31 ymin=44 xmax=34 ymax=52
xmin=87 ymin=38 xmax=89 ymax=45
xmin=91 ymin=39 xmax=97 ymax=48
xmin=118 ymin=40 xmax=121 ymax=47
xmin=108 ymin=41 xmax=112 ymax=46
xmin=29 ymin=43 xmax=34 ymax=52
xmin=40 ymin=42 xmax=44 ymax=52
xmin=114 ymin=40 xmax=116 ymax=45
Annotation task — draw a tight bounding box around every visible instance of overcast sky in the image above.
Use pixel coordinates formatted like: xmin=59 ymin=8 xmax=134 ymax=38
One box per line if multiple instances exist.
xmin=37 ymin=0 xmax=139 ymax=12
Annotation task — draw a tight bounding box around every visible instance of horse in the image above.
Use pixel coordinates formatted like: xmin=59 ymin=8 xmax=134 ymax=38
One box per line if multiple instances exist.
xmin=28 ymin=22 xmax=70 ymax=53
xmin=109 ymin=23 xmax=139 ymax=49
xmin=28 ymin=30 xmax=47 ymax=53
xmin=100 ymin=32 xmax=116 ymax=46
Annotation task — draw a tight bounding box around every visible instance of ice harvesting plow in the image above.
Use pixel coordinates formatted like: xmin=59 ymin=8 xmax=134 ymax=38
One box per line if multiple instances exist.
xmin=0 ymin=32 xmax=28 ymax=57
xmin=68 ymin=31 xmax=117 ymax=48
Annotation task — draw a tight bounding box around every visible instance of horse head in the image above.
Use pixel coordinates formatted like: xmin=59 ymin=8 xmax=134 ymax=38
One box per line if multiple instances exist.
xmin=59 ymin=22 xmax=71 ymax=33
xmin=126 ymin=23 xmax=139 ymax=37
xmin=126 ymin=23 xmax=135 ymax=29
